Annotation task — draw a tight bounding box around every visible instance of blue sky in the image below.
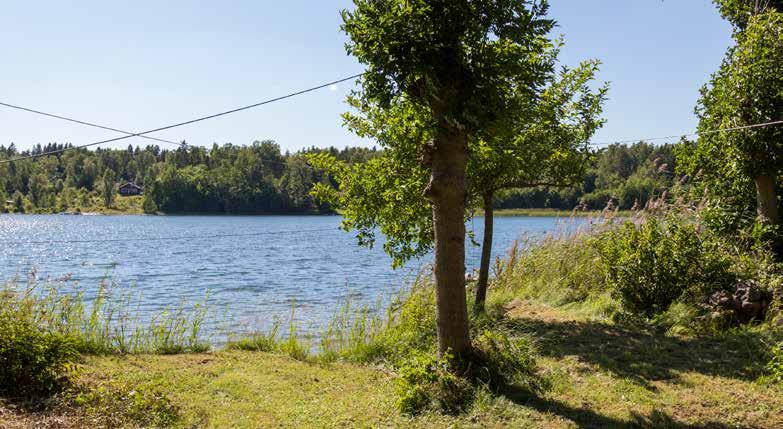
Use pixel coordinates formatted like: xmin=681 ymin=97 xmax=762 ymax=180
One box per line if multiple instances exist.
xmin=1 ymin=1 xmax=732 ymax=153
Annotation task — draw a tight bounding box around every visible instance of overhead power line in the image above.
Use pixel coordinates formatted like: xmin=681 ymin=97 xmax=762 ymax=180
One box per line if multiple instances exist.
xmin=4 ymin=227 xmax=337 ymax=246
xmin=0 ymin=73 xmax=364 ymax=164
xmin=588 ymin=119 xmax=783 ymax=147
xmin=0 ymin=102 xmax=185 ymax=147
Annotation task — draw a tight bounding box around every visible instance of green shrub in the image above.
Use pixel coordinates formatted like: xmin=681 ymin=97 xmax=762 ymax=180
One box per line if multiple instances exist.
xmin=768 ymin=341 xmax=783 ymax=384
xmin=467 ymin=330 xmax=544 ymax=393
xmin=393 ymin=327 xmax=545 ymax=415
xmin=596 ymin=216 xmax=735 ymax=317
xmin=394 ymin=351 xmax=474 ymax=415
xmin=0 ymin=311 xmax=78 ymax=395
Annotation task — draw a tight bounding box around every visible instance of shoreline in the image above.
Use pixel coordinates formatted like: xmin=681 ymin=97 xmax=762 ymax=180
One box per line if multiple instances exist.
xmin=0 ymin=211 xmax=337 ymax=217
xmin=487 ymin=208 xmax=633 ymax=217
xmin=2 ymin=209 xmax=630 ymax=218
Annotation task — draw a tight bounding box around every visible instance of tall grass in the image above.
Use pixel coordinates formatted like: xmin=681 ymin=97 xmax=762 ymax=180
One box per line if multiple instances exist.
xmin=0 ymin=275 xmax=209 ymax=355
xmin=224 ymin=273 xmax=440 ymax=365
xmin=487 ymin=215 xmax=621 ymax=319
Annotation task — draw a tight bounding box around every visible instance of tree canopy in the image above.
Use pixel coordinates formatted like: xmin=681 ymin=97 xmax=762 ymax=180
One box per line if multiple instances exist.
xmin=681 ymin=11 xmax=783 ymax=231
xmin=340 ymin=0 xmax=564 ymax=356
xmin=714 ymin=0 xmax=783 ymax=30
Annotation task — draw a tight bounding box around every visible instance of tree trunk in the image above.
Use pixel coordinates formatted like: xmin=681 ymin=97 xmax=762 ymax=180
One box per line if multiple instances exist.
xmin=473 ymin=191 xmax=494 ymax=314
xmin=429 ymin=126 xmax=471 ymax=358
xmin=755 ymin=174 xmax=779 ymax=225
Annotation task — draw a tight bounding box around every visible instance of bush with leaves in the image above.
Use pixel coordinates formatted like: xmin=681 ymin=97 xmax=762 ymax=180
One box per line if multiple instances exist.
xmin=768 ymin=341 xmax=783 ymax=384
xmin=0 ymin=310 xmax=78 ymax=395
xmin=394 ymin=351 xmax=474 ymax=415
xmin=596 ymin=216 xmax=736 ymax=318
xmin=393 ymin=328 xmax=544 ymax=416
xmin=466 ymin=330 xmax=543 ymax=393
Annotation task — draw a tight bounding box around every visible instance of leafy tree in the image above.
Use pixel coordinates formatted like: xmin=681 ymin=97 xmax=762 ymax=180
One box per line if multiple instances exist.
xmin=12 ymin=191 xmax=25 ymax=213
xmin=338 ymin=0 xmax=564 ymax=356
xmin=314 ymin=62 xmax=606 ymax=313
xmin=28 ymin=173 xmax=50 ymax=209
xmin=102 ymin=169 xmax=116 ymax=208
xmin=714 ymin=0 xmax=783 ymax=30
xmin=311 ymin=99 xmax=438 ymax=267
xmin=142 ymin=191 xmax=158 ymax=214
xmin=682 ymin=11 xmax=783 ymax=244
xmin=470 ymin=62 xmax=607 ymax=311
xmin=279 ymin=156 xmax=317 ymax=210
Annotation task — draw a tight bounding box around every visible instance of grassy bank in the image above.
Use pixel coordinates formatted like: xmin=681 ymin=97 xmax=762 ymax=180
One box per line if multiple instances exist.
xmin=3 ymin=195 xmax=147 ymax=215
xmin=3 ymin=300 xmax=781 ymax=428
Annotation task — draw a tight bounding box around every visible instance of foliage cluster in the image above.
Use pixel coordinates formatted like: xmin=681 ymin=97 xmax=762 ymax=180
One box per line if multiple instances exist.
xmin=0 ymin=141 xmax=378 ymax=214
xmin=496 ymin=141 xmax=680 ymax=211
xmin=0 ymin=308 xmax=78 ymax=395
xmin=714 ymin=0 xmax=783 ymax=30
xmin=492 ymin=210 xmax=782 ymax=329
xmin=391 ymin=329 xmax=544 ymax=415
xmin=768 ymin=341 xmax=783 ymax=383
xmin=679 ymin=10 xmax=783 ymax=237
xmin=595 ymin=216 xmax=736 ymax=318
xmin=394 ymin=351 xmax=474 ymax=415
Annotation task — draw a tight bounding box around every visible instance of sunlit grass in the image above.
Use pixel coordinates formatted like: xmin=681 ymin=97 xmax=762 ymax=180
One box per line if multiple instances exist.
xmin=0 ymin=275 xmax=209 ymax=355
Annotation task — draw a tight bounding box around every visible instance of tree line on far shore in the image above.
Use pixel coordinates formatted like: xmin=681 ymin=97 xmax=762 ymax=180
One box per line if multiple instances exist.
xmin=0 ymin=140 xmax=676 ymax=215
xmin=0 ymin=142 xmax=378 ymax=214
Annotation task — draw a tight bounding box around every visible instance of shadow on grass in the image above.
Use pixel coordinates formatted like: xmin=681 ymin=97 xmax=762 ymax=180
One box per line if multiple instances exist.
xmin=505 ymin=316 xmax=765 ymax=390
xmin=0 ymin=390 xmax=61 ymax=413
xmin=502 ymin=385 xmax=738 ymax=429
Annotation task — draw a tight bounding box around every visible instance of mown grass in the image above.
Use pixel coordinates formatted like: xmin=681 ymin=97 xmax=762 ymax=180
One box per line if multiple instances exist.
xmin=4 ymin=300 xmax=781 ymax=428
xmin=15 ymin=195 xmax=146 ymax=215
xmin=86 ymin=195 xmax=145 ymax=215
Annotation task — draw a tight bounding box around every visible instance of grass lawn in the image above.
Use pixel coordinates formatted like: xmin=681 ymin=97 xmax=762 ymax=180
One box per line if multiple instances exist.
xmin=82 ymin=195 xmax=145 ymax=215
xmin=3 ymin=300 xmax=780 ymax=428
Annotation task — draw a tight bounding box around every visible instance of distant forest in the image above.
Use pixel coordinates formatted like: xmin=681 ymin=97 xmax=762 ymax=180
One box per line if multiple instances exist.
xmin=0 ymin=141 xmax=676 ymax=214
xmin=495 ymin=142 xmax=678 ymax=211
xmin=0 ymin=141 xmax=378 ymax=214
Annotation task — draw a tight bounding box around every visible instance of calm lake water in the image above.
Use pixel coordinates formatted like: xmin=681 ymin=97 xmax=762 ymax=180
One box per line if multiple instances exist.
xmin=0 ymin=214 xmax=582 ymax=337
